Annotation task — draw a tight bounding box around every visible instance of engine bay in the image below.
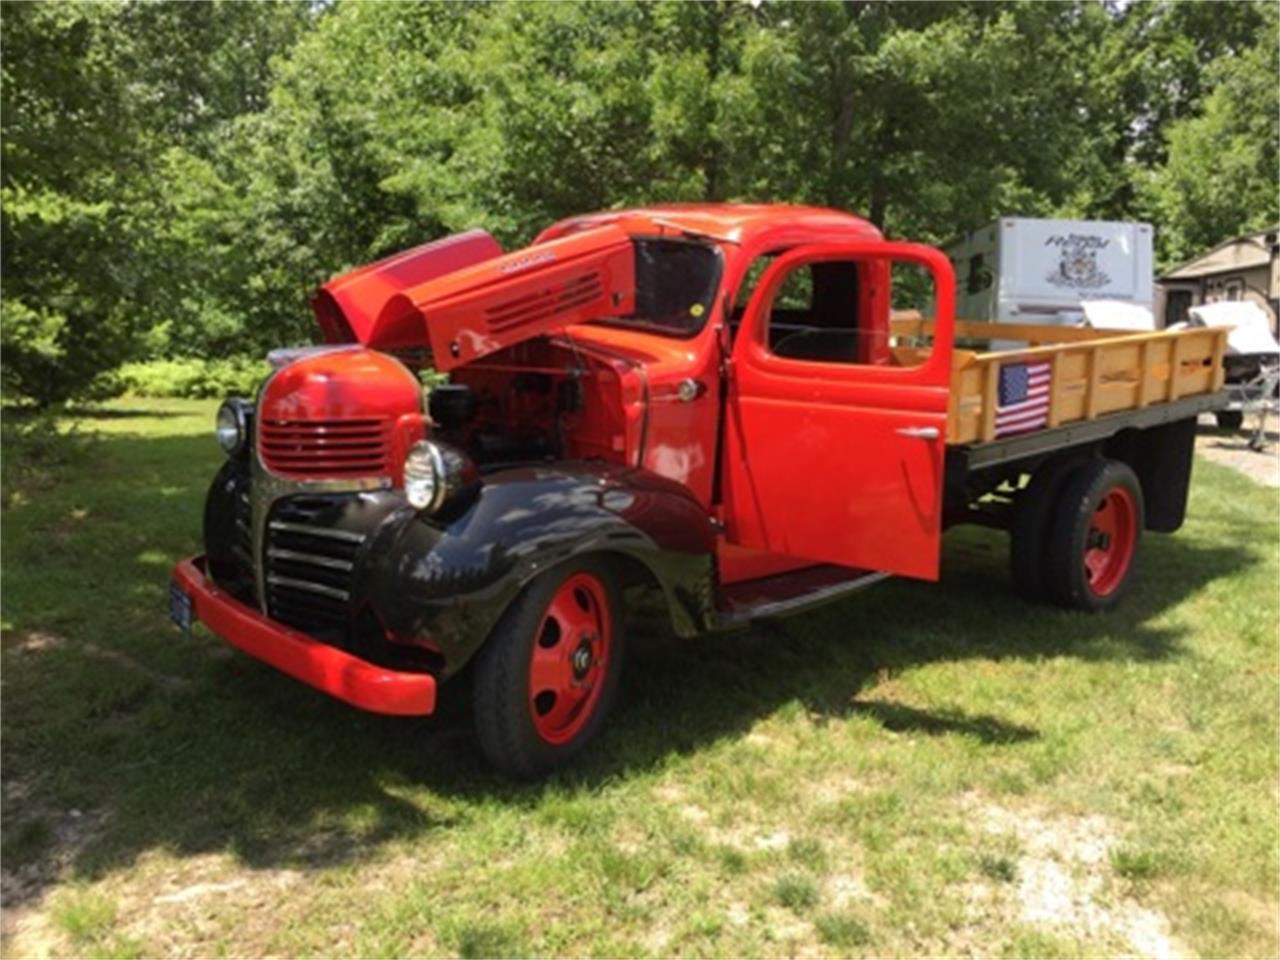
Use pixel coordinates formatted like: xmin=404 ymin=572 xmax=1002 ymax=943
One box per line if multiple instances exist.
xmin=427 ymin=338 xmax=636 ymax=468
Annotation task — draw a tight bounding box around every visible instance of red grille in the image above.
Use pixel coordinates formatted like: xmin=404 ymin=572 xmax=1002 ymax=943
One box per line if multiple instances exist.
xmin=259 ymin=418 xmax=392 ymax=478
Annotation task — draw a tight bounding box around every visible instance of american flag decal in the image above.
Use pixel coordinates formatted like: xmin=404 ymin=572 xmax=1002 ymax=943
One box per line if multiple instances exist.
xmin=995 ymin=361 xmax=1052 ymax=437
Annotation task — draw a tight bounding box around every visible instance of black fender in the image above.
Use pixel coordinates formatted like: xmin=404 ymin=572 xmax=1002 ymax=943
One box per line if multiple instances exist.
xmin=358 ymin=461 xmax=716 ymax=676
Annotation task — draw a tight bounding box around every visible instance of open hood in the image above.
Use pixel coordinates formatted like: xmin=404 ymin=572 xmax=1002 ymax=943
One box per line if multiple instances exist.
xmin=312 ymin=226 xmax=636 ymax=371
xmin=311 ymin=229 xmax=503 ymax=347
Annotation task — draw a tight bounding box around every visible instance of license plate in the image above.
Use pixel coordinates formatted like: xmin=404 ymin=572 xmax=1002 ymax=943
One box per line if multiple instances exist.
xmin=168 ymin=580 xmax=194 ymax=640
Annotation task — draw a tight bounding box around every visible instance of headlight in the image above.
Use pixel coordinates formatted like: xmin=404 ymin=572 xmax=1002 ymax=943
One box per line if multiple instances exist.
xmin=215 ymin=398 xmax=252 ymax=456
xmin=403 ymin=440 xmax=476 ymax=513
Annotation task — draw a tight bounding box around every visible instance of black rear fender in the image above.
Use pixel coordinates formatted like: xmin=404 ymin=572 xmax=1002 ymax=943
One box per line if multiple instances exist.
xmin=1103 ymin=417 xmax=1197 ymax=533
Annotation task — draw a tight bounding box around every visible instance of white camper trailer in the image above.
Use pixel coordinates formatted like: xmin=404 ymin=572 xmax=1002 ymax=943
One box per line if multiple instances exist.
xmin=945 ymin=218 xmax=1155 ymax=328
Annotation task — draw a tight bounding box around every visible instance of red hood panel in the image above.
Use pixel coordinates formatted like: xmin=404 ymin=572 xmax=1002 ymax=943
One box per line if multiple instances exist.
xmin=404 ymin=224 xmax=635 ymax=371
xmin=312 ymin=226 xmax=635 ymax=372
xmin=312 ymin=229 xmax=504 ymax=347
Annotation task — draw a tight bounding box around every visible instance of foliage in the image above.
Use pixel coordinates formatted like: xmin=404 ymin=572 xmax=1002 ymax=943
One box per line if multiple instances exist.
xmin=113 ymin=357 xmax=269 ymax=400
xmin=0 ymin=409 xmax=93 ymax=508
xmin=2 ymin=0 xmax=1276 ymax=404
xmin=0 ymin=1 xmax=312 ymax=406
xmin=1138 ymin=3 xmax=1280 ymax=266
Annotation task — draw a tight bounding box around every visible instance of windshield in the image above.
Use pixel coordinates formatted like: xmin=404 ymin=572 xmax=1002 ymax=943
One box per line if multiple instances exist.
xmin=594 ymin=238 xmax=723 ymax=337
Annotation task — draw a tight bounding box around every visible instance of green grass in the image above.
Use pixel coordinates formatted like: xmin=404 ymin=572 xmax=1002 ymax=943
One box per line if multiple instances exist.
xmin=2 ymin=397 xmax=1277 ymax=957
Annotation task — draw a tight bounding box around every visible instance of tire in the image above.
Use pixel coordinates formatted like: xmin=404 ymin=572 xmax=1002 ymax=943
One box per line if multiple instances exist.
xmin=1216 ymin=410 xmax=1244 ymax=430
xmin=1009 ymin=457 xmax=1086 ymax=602
xmin=472 ymin=556 xmax=624 ymax=780
xmin=1044 ymin=459 xmax=1144 ymax=612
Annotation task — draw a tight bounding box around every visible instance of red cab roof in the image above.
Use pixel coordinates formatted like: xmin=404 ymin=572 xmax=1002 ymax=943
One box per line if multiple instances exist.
xmin=312 ymin=204 xmax=883 ymax=368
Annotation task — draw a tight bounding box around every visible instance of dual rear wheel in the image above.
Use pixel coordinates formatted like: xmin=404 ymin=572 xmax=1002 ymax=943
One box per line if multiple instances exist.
xmin=1010 ymin=458 xmax=1144 ymax=612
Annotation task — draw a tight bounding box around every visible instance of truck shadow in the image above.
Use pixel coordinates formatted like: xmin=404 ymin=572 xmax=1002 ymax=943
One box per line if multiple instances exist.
xmin=0 ymin=428 xmax=1265 ymax=904
xmin=599 ymin=525 xmax=1247 ymax=768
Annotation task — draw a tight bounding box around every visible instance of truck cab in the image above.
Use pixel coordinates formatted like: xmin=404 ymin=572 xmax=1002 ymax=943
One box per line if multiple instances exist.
xmin=172 ymin=204 xmax=1220 ymax=778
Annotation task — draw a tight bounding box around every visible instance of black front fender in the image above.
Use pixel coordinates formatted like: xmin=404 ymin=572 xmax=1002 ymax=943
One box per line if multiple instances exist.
xmin=359 ymin=462 xmax=715 ymax=676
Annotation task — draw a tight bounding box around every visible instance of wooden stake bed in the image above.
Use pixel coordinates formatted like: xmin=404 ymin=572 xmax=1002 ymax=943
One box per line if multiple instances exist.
xmin=890 ymin=316 xmax=1229 ymax=446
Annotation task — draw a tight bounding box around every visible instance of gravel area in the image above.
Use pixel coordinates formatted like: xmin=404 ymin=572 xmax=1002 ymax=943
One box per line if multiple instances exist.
xmin=1195 ymin=414 xmax=1280 ymax=488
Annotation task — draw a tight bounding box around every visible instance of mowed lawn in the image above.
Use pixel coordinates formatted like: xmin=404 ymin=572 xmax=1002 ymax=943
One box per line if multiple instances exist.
xmin=1 ymin=398 xmax=1276 ymax=959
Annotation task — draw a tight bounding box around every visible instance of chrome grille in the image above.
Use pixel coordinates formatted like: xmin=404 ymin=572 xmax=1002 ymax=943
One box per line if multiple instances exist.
xmin=264 ymin=496 xmax=366 ymax=633
xmin=233 ymin=484 xmax=253 ymax=571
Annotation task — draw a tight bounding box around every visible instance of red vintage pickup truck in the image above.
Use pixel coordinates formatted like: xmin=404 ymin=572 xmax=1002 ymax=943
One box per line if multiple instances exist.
xmin=170 ymin=204 xmax=1227 ymax=778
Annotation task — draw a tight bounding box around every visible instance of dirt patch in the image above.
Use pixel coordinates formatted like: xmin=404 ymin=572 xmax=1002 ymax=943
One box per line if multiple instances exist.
xmin=6 ymin=630 xmax=191 ymax=693
xmin=0 ymin=788 xmax=109 ymax=911
xmin=1195 ymin=416 xmax=1279 ymax=488
xmin=1 ymin=801 xmax=110 ymax=956
xmin=962 ymin=797 xmax=1191 ymax=959
xmin=826 ymin=869 xmax=882 ymax=909
xmin=121 ymin=855 xmax=303 ymax=954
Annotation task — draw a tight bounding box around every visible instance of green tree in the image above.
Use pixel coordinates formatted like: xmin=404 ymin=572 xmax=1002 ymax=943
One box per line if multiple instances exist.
xmin=1139 ymin=4 xmax=1280 ymax=267
xmin=1065 ymin=0 xmax=1272 ymax=221
xmin=1 ymin=0 xmax=310 ymax=406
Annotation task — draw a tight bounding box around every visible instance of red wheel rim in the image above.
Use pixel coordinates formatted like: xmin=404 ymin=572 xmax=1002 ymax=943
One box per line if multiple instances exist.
xmin=528 ymin=573 xmax=611 ymax=746
xmin=1083 ymin=486 xmax=1137 ymax=597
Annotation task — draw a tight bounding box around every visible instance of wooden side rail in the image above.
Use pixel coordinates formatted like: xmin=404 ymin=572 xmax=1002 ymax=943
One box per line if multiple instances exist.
xmin=887 ymin=314 xmax=1228 ymax=444
xmin=947 ymin=327 xmax=1227 ymax=444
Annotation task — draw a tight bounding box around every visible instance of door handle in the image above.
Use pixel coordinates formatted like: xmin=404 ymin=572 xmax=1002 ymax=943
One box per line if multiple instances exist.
xmin=896 ymin=425 xmax=940 ymax=440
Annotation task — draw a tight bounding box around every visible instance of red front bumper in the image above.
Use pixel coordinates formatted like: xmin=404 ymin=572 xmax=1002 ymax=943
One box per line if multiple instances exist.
xmin=172 ymin=556 xmax=436 ymax=716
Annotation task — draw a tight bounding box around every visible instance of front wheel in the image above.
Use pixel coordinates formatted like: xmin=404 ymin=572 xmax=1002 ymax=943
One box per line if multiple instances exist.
xmin=472 ymin=557 xmax=624 ymax=780
xmin=1045 ymin=459 xmax=1144 ymax=612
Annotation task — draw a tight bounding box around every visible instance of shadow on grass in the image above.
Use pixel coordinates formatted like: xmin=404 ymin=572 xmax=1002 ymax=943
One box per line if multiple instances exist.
xmin=62 ymin=406 xmax=191 ymax=421
xmin=0 ymin=429 xmax=1263 ymax=903
xmin=840 ymin=700 xmax=1038 ymax=744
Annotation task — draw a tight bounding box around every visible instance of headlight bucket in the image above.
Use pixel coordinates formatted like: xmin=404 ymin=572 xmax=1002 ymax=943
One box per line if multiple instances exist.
xmin=215 ymin=398 xmax=253 ymax=457
xmin=404 ymin=440 xmax=477 ymax=514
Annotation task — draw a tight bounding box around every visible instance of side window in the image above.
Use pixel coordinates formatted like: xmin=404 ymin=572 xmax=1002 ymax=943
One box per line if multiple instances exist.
xmin=730 ymin=251 xmax=788 ymax=344
xmin=745 ymin=258 xmax=870 ymax=365
xmin=755 ymin=257 xmax=937 ymax=369
xmin=967 ymin=253 xmax=992 ymax=294
xmin=735 ymin=255 xmax=778 ymax=311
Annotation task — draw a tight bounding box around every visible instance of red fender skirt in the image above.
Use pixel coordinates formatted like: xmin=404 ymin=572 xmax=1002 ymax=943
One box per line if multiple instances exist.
xmin=172 ymin=557 xmax=436 ymax=716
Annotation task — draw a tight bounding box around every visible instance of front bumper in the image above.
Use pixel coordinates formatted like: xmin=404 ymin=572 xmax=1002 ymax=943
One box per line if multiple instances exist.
xmin=172 ymin=555 xmax=437 ymax=716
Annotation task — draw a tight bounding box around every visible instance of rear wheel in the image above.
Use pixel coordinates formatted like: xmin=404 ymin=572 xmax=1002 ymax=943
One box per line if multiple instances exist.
xmin=1216 ymin=410 xmax=1244 ymax=430
xmin=473 ymin=557 xmax=623 ymax=780
xmin=1009 ymin=457 xmax=1086 ymax=602
xmin=1045 ymin=459 xmax=1144 ymax=612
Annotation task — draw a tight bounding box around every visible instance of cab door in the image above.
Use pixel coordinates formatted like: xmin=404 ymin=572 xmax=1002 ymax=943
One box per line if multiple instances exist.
xmin=721 ymin=242 xmax=956 ymax=580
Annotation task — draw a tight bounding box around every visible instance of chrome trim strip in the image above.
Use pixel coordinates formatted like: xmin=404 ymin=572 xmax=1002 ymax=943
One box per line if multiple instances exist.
xmin=265 ymin=574 xmax=351 ymax=602
xmin=268 ymin=521 xmax=367 ymax=544
xmin=266 ymin=547 xmax=355 ymax=571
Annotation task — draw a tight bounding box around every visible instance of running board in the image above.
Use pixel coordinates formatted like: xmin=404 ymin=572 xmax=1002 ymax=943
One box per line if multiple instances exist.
xmin=712 ymin=565 xmax=890 ymax=629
